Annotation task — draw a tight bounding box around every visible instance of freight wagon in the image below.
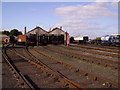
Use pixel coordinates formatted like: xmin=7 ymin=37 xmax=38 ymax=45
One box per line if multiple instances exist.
xmin=74 ymin=36 xmax=89 ymax=44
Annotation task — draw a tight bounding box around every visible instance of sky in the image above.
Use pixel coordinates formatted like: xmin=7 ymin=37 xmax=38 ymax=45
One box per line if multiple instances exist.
xmin=1 ymin=1 xmax=118 ymax=39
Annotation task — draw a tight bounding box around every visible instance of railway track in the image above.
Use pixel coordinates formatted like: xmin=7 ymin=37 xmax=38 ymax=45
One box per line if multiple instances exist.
xmin=69 ymin=44 xmax=119 ymax=53
xmin=10 ymin=47 xmax=85 ymax=89
xmin=59 ymin=45 xmax=119 ymax=58
xmin=2 ymin=55 xmax=21 ymax=88
xmin=29 ymin=47 xmax=119 ymax=88
xmin=44 ymin=46 xmax=118 ymax=70
xmin=2 ymin=48 xmax=34 ymax=88
xmin=76 ymin=44 xmax=119 ymax=50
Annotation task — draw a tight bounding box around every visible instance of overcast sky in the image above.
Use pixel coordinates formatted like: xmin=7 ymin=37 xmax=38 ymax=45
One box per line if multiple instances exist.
xmin=2 ymin=1 xmax=118 ymax=39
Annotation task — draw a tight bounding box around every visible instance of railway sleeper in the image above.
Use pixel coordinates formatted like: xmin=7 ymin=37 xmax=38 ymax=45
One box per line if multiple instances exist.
xmin=46 ymin=48 xmax=106 ymax=68
xmin=63 ymin=51 xmax=117 ymax=70
xmin=61 ymin=45 xmax=119 ymax=58
xmin=33 ymin=48 xmax=118 ymax=88
xmin=26 ymin=49 xmax=87 ymax=89
xmin=53 ymin=46 xmax=119 ymax=64
xmin=59 ymin=79 xmax=76 ymax=88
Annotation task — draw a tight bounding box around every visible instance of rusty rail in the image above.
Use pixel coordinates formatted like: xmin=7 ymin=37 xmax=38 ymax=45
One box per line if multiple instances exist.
xmin=83 ymin=44 xmax=119 ymax=50
xmin=46 ymin=46 xmax=118 ymax=70
xmin=59 ymin=46 xmax=119 ymax=64
xmin=60 ymin=45 xmax=119 ymax=58
xmin=12 ymin=47 xmax=85 ymax=89
xmin=2 ymin=48 xmax=34 ymax=89
xmin=33 ymin=48 xmax=119 ymax=88
xmin=69 ymin=44 xmax=119 ymax=53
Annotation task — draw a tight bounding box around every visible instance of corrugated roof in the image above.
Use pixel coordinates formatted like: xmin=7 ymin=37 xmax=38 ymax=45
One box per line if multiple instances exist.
xmin=27 ymin=26 xmax=48 ymax=34
xmin=48 ymin=27 xmax=65 ymax=33
xmin=0 ymin=35 xmax=9 ymax=38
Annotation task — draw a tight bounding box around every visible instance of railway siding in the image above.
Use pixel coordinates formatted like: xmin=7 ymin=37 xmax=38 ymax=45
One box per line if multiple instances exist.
xmin=45 ymin=45 xmax=118 ymax=70
xmin=5 ymin=49 xmax=66 ymax=88
xmin=69 ymin=44 xmax=119 ymax=53
xmin=11 ymin=47 xmax=85 ymax=89
xmin=3 ymin=45 xmax=119 ymax=88
xmin=28 ymin=49 xmax=105 ymax=88
xmin=29 ymin=46 xmax=118 ymax=88
xmin=60 ymin=45 xmax=119 ymax=58
xmin=2 ymin=49 xmax=34 ymax=88
xmin=2 ymin=56 xmax=20 ymax=88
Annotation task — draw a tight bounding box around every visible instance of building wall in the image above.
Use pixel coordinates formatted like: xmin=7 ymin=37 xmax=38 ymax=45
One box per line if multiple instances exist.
xmin=27 ymin=27 xmax=48 ymax=36
xmin=27 ymin=26 xmax=70 ymax=45
xmin=49 ymin=28 xmax=67 ymax=41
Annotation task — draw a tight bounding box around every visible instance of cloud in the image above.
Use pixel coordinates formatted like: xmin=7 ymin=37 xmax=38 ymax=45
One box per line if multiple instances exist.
xmin=55 ymin=2 xmax=118 ymax=38
xmin=55 ymin=3 xmax=117 ymax=19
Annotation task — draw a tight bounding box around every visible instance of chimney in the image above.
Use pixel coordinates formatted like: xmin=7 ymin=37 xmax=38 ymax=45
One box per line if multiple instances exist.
xmin=24 ymin=26 xmax=26 ymax=35
xmin=60 ymin=26 xmax=62 ymax=30
xmin=49 ymin=28 xmax=51 ymax=31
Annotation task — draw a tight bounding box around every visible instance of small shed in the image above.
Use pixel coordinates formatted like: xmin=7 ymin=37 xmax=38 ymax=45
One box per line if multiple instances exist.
xmin=0 ymin=35 xmax=9 ymax=43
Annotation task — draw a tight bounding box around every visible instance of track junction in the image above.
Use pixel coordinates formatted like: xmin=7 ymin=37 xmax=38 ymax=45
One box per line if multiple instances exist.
xmin=2 ymin=44 xmax=119 ymax=89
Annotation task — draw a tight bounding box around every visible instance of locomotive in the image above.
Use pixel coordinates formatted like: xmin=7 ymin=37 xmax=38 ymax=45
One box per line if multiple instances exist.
xmin=49 ymin=34 xmax=64 ymax=45
xmin=39 ymin=34 xmax=48 ymax=45
xmin=100 ymin=34 xmax=120 ymax=46
xmin=17 ymin=34 xmax=36 ymax=46
xmin=90 ymin=34 xmax=120 ymax=47
xmin=26 ymin=34 xmax=37 ymax=46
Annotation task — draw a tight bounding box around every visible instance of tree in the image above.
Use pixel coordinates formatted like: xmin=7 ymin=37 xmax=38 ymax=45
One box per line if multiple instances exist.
xmin=10 ymin=29 xmax=22 ymax=36
xmin=95 ymin=37 xmax=101 ymax=41
xmin=2 ymin=31 xmax=10 ymax=36
xmin=18 ymin=31 xmax=22 ymax=35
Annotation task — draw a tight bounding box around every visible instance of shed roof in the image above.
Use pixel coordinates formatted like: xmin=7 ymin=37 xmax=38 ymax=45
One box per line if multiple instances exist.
xmin=48 ymin=27 xmax=65 ymax=33
xmin=0 ymin=35 xmax=9 ymax=38
xmin=27 ymin=26 xmax=48 ymax=34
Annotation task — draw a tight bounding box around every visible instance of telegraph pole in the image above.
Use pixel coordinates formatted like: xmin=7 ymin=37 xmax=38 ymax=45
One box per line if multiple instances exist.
xmin=36 ymin=30 xmax=39 ymax=46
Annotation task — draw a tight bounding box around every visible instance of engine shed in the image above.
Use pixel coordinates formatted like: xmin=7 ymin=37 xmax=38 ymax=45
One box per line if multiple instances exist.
xmin=26 ymin=26 xmax=70 ymax=45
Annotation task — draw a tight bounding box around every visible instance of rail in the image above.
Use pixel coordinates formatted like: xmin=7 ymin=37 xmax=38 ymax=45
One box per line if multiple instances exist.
xmin=2 ymin=48 xmax=34 ymax=89
xmin=12 ymin=47 xmax=86 ymax=89
xmin=33 ymin=47 xmax=119 ymax=88
xmin=46 ymin=46 xmax=118 ymax=69
xmin=69 ymin=44 xmax=119 ymax=53
xmin=59 ymin=45 xmax=119 ymax=58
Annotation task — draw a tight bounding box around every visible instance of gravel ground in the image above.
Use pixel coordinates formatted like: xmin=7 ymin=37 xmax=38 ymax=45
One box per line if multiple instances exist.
xmin=2 ymin=57 xmax=20 ymax=88
xmin=28 ymin=48 xmax=107 ymax=88
xmin=32 ymin=46 xmax=118 ymax=83
xmin=60 ymin=45 xmax=119 ymax=61
xmin=70 ymin=44 xmax=119 ymax=53
xmin=6 ymin=49 xmax=64 ymax=88
xmin=14 ymin=47 xmax=33 ymax=61
xmin=70 ymin=44 xmax=119 ymax=50
xmin=49 ymin=45 xmax=118 ymax=66
xmin=4 ymin=45 xmax=118 ymax=88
